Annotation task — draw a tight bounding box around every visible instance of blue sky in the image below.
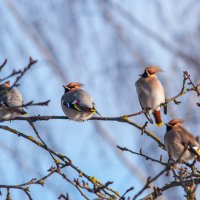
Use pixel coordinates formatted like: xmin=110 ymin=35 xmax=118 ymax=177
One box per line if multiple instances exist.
xmin=0 ymin=1 xmax=199 ymax=199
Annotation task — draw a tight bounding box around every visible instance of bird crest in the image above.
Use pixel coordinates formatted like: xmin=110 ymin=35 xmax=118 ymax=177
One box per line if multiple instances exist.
xmin=145 ymin=66 xmax=163 ymax=75
xmin=168 ymin=118 xmax=184 ymax=126
xmin=2 ymin=80 xmax=10 ymax=87
xmin=63 ymin=82 xmax=83 ymax=90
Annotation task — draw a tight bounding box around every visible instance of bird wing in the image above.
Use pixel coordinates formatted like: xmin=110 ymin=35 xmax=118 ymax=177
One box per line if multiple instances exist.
xmin=64 ymin=99 xmax=97 ymax=113
xmin=136 ymin=79 xmax=154 ymax=109
xmin=136 ymin=79 xmax=153 ymax=123
xmin=3 ymin=100 xmax=27 ymax=115
xmin=139 ymin=99 xmax=153 ymax=124
xmin=4 ymin=89 xmax=26 ymax=114
xmin=63 ymin=89 xmax=100 ymax=115
xmin=64 ymin=100 xmax=101 ymax=116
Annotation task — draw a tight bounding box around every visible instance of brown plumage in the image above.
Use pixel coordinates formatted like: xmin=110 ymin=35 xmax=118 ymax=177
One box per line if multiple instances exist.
xmin=144 ymin=66 xmax=163 ymax=75
xmin=135 ymin=66 xmax=166 ymax=126
xmin=167 ymin=118 xmax=184 ymax=126
xmin=164 ymin=119 xmax=200 ymax=162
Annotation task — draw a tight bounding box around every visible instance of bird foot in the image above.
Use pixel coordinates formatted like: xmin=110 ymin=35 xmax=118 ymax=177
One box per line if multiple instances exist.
xmin=144 ymin=107 xmax=151 ymax=112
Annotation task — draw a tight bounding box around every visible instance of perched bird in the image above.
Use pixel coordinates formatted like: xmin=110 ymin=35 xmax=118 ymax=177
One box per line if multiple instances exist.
xmin=61 ymin=82 xmax=100 ymax=121
xmin=135 ymin=66 xmax=167 ymax=126
xmin=0 ymin=81 xmax=27 ymax=120
xmin=164 ymin=119 xmax=200 ymax=162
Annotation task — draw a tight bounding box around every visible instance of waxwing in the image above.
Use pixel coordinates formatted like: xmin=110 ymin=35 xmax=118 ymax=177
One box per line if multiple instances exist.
xmin=164 ymin=119 xmax=200 ymax=162
xmin=61 ymin=82 xmax=100 ymax=121
xmin=135 ymin=66 xmax=167 ymax=126
xmin=0 ymin=81 xmax=27 ymax=120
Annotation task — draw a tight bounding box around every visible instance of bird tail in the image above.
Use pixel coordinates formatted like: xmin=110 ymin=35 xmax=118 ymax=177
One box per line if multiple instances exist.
xmin=91 ymin=108 xmax=101 ymax=116
xmin=189 ymin=146 xmax=200 ymax=161
xmin=20 ymin=110 xmax=28 ymax=116
xmin=153 ymin=110 xmax=163 ymax=126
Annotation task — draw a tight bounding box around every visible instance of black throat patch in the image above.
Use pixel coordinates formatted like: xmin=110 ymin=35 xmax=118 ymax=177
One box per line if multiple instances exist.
xmin=166 ymin=125 xmax=172 ymax=132
xmin=64 ymin=88 xmax=70 ymax=93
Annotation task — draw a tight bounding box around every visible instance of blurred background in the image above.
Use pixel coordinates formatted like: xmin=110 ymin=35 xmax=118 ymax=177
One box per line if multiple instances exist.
xmin=0 ymin=0 xmax=200 ymax=199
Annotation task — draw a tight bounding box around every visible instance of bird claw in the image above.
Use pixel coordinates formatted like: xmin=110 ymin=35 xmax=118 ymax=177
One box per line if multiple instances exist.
xmin=144 ymin=107 xmax=151 ymax=112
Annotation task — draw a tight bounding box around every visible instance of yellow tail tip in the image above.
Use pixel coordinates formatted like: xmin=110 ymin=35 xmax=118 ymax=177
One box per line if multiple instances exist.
xmin=192 ymin=147 xmax=200 ymax=157
xmin=22 ymin=113 xmax=29 ymax=116
xmin=156 ymin=122 xmax=163 ymax=126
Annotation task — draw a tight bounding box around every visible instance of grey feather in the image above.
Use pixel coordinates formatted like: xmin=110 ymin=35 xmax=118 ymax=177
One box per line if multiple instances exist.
xmin=61 ymin=89 xmax=95 ymax=121
xmin=0 ymin=86 xmax=27 ymax=120
xmin=164 ymin=125 xmax=199 ymax=161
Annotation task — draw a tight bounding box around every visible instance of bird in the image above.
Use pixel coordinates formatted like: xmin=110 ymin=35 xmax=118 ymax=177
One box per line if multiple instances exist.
xmin=0 ymin=80 xmax=27 ymax=120
xmin=135 ymin=66 xmax=167 ymax=126
xmin=164 ymin=118 xmax=200 ymax=162
xmin=61 ymin=82 xmax=100 ymax=121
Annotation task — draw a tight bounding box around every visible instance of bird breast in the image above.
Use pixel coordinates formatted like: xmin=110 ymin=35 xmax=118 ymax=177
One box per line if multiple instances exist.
xmin=136 ymin=77 xmax=165 ymax=110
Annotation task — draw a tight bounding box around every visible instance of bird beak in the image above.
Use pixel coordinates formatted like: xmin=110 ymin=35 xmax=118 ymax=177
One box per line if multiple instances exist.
xmin=165 ymin=123 xmax=172 ymax=127
xmin=63 ymin=85 xmax=70 ymax=89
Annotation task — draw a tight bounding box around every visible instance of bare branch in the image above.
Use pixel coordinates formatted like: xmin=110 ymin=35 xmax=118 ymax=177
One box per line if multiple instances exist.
xmin=141 ymin=178 xmax=200 ymax=200
xmin=3 ymin=114 xmax=165 ymax=148
xmin=0 ymin=125 xmax=121 ymax=199
xmin=11 ymin=57 xmax=37 ymax=88
xmin=117 ymin=146 xmax=166 ymax=166
xmin=164 ymin=71 xmax=199 ymax=106
xmin=119 ymin=186 xmax=134 ymax=200
xmin=28 ymin=121 xmax=60 ymax=168
xmin=133 ymin=168 xmax=167 ymax=200
xmin=1 ymin=100 xmax=50 ymax=114
xmin=0 ymin=59 xmax=7 ymax=71
xmin=0 ymin=69 xmax=22 ymax=83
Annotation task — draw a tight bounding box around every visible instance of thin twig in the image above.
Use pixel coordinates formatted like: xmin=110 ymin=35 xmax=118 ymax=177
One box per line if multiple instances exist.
xmin=133 ymin=168 xmax=168 ymax=200
xmin=117 ymin=146 xmax=166 ymax=166
xmin=28 ymin=121 xmax=60 ymax=168
xmin=119 ymin=186 xmax=134 ymax=200
xmin=0 ymin=59 xmax=7 ymax=71
xmin=11 ymin=57 xmax=37 ymax=88
xmin=57 ymin=171 xmax=90 ymax=200
xmin=1 ymin=100 xmax=50 ymax=113
xmin=0 ymin=125 xmax=120 ymax=199
xmin=141 ymin=178 xmax=200 ymax=200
